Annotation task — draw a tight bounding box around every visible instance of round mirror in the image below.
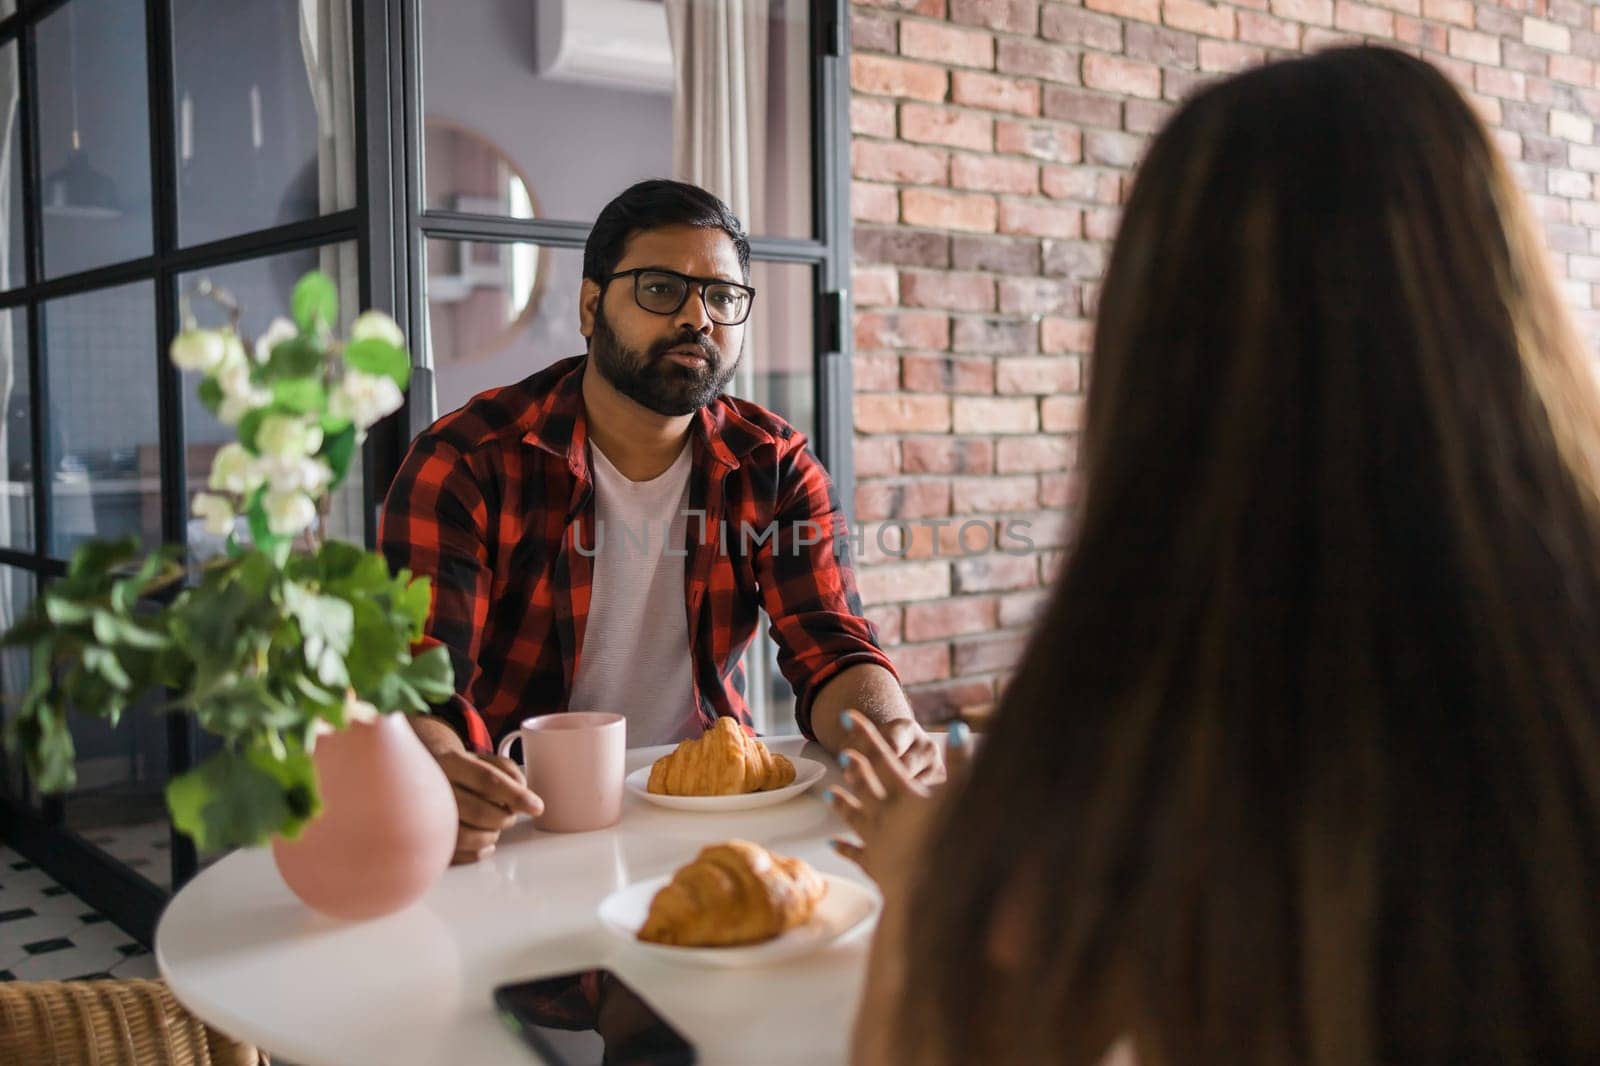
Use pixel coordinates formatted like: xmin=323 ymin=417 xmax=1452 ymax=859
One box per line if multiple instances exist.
xmin=422 ymin=119 xmax=547 ymax=364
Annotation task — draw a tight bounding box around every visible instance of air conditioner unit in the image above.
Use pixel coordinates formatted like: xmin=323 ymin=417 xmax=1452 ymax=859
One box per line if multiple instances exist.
xmin=535 ymin=0 xmax=674 ymax=94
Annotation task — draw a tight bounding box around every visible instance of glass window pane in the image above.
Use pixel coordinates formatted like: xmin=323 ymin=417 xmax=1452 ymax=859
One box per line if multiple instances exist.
xmin=177 ymin=242 xmax=364 ymax=549
xmin=172 ymin=0 xmax=356 ymax=247
xmin=61 ymin=684 xmax=173 ymax=891
xmin=418 ymin=0 xmax=812 ymax=237
xmin=36 ymin=0 xmax=153 ymax=279
xmin=44 ymin=281 xmax=160 ymax=559
xmin=0 ymin=564 xmax=36 ymax=801
xmin=1 ymin=39 xmax=23 ymax=291
xmin=425 ymin=238 xmax=575 ymax=418
xmin=0 ymin=304 xmax=31 ymax=549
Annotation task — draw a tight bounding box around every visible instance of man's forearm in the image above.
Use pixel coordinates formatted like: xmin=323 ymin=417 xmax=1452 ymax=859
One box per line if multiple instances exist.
xmin=411 ymin=713 xmax=468 ymax=757
xmin=810 ymin=663 xmax=915 ymax=754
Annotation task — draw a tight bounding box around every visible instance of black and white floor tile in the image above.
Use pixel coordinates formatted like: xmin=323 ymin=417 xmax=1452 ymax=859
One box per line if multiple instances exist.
xmin=0 ymin=845 xmax=157 ymax=982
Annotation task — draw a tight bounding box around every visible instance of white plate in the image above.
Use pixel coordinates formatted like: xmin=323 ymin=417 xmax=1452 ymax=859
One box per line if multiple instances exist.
xmin=597 ymin=872 xmax=880 ymax=967
xmin=624 ymin=756 xmax=828 ymax=811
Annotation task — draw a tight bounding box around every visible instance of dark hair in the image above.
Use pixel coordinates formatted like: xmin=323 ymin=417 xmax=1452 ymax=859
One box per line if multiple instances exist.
xmin=892 ymin=46 xmax=1600 ymax=1066
xmin=582 ymin=180 xmax=751 ymax=283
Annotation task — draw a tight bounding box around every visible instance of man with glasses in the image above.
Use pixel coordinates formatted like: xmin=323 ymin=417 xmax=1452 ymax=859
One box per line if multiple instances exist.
xmin=381 ymin=180 xmax=942 ymax=864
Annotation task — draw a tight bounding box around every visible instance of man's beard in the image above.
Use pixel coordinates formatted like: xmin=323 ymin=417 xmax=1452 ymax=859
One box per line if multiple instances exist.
xmin=588 ymin=307 xmax=741 ymax=417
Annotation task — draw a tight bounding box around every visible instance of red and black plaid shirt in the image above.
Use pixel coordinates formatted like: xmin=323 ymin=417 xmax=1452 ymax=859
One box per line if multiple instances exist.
xmin=379 ymin=355 xmax=895 ymax=753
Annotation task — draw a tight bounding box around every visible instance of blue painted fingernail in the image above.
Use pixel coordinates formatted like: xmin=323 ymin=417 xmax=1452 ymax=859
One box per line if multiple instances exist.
xmin=840 ymin=713 xmax=855 ymax=732
xmin=825 ymin=787 xmax=841 ymax=803
xmin=949 ymin=721 xmax=970 ymax=748
xmin=838 ymin=751 xmax=852 ymax=768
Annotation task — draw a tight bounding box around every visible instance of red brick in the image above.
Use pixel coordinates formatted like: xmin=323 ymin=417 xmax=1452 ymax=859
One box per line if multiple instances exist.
xmin=1086 ymin=0 xmax=1161 ymax=24
xmin=901 ymin=104 xmax=994 ymax=151
xmin=856 ymin=310 xmax=952 ymax=350
xmin=953 ymin=396 xmax=1040 ymax=433
xmin=1395 ymin=16 xmax=1447 ymax=52
xmin=1085 ymin=129 xmax=1145 ymax=167
xmin=1044 ymin=85 xmax=1124 ymax=127
xmin=903 ymin=354 xmax=997 ymax=393
xmin=1366 ymin=0 xmax=1420 ymax=14
xmin=856 ymin=352 xmax=901 ymax=391
xmin=851 ymin=12 xmax=899 ymax=55
xmin=997 ymin=278 xmax=1080 ymax=315
xmin=999 ymin=199 xmax=1083 ymax=238
xmin=1164 ymin=67 xmax=1216 ymax=102
xmin=1421 ymin=0 xmax=1472 ymax=26
xmin=951 ymin=234 xmax=1042 ymax=273
xmin=1270 ymin=0 xmax=1333 ymax=25
xmin=995 ymin=121 xmax=1083 ymax=163
xmin=953 ymin=155 xmax=1041 ymax=195
xmin=853 ymin=265 xmax=899 ymax=308
xmin=1084 ymin=206 xmax=1120 ymax=240
xmin=902 ymin=437 xmax=995 ymax=474
xmin=1549 ymin=55 xmax=1594 ymax=86
xmin=1042 ymin=166 xmax=1121 ymax=202
xmin=953 ymin=475 xmax=1039 ymax=513
xmin=1448 ymin=28 xmax=1500 ymax=64
xmin=1525 ymin=18 xmax=1573 ymax=53
xmin=891 ymin=641 xmax=953 ymax=685
xmin=904 ymin=596 xmax=999 ymax=641
xmin=857 ymin=0 xmax=946 ymax=12
xmin=953 ymin=633 xmax=1030 ymax=676
xmin=858 ymin=561 xmax=951 ymax=606
xmin=952 ymin=72 xmax=1043 ymax=116
xmin=997 ymin=354 xmax=1083 ymax=393
xmin=901 ymin=270 xmax=998 ymax=311
xmin=1476 ymin=67 xmax=1528 ymax=100
xmin=1239 ymin=8 xmax=1302 ymax=44
xmin=1470 ymin=94 xmax=1502 ymax=128
xmin=1493 ymin=128 xmax=1524 ymax=160
xmin=853 ymin=436 xmax=901 ymax=478
xmin=1041 ymin=316 xmax=1096 ymax=353
xmin=864 ymin=605 xmax=903 ymax=646
xmin=1165 ymin=0 xmax=1238 ymax=37
xmin=953 ymin=554 xmax=1039 ymax=593
xmin=855 ymin=479 xmax=953 ymax=521
xmin=854 ymin=391 xmax=953 ymax=435
xmin=852 ymin=55 xmax=949 ymax=101
xmin=1083 ymin=53 xmax=1164 ymax=99
xmin=949 ymin=0 xmax=1040 ymax=32
xmin=1335 ymin=1 xmax=1394 ymax=35
xmin=906 ymin=678 xmax=995 ymax=724
xmin=1041 ymin=394 xmax=1087 ymax=431
xmin=997 ymin=589 xmax=1051 ymax=628
xmin=951 ymin=316 xmax=1038 ymax=353
xmin=1125 ymin=99 xmax=1175 ymax=134
xmin=1042 ymin=239 xmax=1110 ymax=278
xmin=997 ymin=435 xmax=1074 ymax=473
xmin=852 ymin=141 xmax=949 ymax=185
xmin=1040 ymin=472 xmax=1083 ymax=507
xmin=1199 ymin=40 xmax=1264 ymax=72
xmin=903 ymin=188 xmax=999 ymax=232
xmin=1553 ymin=109 xmax=1595 ymax=143
xmin=900 ymin=20 xmax=996 ymax=69
xmin=856 ymin=226 xmax=952 ymax=268
xmin=851 ymin=98 xmax=897 ymax=138
xmin=996 ymin=38 xmax=1083 ymax=85
xmin=1126 ymin=23 xmax=1202 ymax=66
xmin=853 ymin=181 xmax=899 ymax=223
xmin=1042 ymin=5 xmax=1125 ymax=51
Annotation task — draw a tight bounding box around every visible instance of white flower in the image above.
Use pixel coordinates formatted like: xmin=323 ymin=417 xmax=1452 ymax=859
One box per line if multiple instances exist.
xmin=215 ymin=358 xmax=256 ymax=401
xmin=342 ymin=689 xmax=379 ymax=725
xmin=263 ymin=490 xmax=316 ymax=537
xmin=350 ymin=310 xmax=405 ymax=349
xmin=207 ymin=442 xmax=265 ymax=495
xmin=191 ymin=492 xmax=235 ymax=537
xmin=254 ymin=316 xmax=298 ymax=365
xmin=329 ymin=369 xmax=404 ymax=430
xmin=258 ymin=454 xmax=332 ymax=495
xmin=218 ymin=393 xmax=265 ymax=426
xmin=256 ymin=414 xmax=324 ymax=459
xmin=170 ymin=329 xmax=226 ymax=373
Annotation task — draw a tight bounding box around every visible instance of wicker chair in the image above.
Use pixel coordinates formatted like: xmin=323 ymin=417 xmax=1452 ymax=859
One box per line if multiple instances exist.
xmin=0 ymin=978 xmax=264 ymax=1065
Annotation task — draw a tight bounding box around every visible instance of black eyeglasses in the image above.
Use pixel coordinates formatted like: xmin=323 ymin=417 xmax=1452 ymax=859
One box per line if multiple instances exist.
xmin=603 ymin=268 xmax=756 ymax=326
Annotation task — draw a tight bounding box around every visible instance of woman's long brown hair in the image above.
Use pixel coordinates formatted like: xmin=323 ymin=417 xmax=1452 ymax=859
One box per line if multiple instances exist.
xmin=896 ymin=46 xmax=1600 ymax=1065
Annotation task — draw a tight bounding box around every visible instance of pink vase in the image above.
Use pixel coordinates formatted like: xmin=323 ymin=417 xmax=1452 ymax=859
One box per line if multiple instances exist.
xmin=271 ymin=714 xmax=457 ymax=921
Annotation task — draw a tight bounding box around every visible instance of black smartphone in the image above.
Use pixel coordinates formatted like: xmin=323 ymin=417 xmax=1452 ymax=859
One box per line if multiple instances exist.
xmin=493 ymin=969 xmax=697 ymax=1065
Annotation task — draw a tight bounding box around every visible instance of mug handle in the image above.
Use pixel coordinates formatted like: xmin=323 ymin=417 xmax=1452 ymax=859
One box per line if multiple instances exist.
xmin=496 ymin=733 xmax=521 ymax=762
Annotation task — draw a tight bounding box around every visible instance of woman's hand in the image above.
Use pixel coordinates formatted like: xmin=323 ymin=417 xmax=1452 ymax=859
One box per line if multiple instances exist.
xmin=827 ymin=713 xmax=973 ymax=895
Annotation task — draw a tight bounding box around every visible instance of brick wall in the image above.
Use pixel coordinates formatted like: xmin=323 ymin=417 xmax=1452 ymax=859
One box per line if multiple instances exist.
xmin=848 ymin=0 xmax=1600 ymax=722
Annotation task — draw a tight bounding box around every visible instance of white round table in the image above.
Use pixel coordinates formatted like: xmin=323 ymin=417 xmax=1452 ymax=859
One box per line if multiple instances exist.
xmin=155 ymin=736 xmax=873 ymax=1066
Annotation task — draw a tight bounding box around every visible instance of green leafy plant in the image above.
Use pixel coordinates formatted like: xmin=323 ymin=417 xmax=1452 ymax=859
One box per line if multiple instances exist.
xmin=0 ymin=272 xmax=453 ymax=852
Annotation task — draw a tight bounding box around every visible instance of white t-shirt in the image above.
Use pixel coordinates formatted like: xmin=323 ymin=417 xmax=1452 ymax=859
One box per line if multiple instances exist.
xmin=566 ymin=441 xmax=700 ymax=746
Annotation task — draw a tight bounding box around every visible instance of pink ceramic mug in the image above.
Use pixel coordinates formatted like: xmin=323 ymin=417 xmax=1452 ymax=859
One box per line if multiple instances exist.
xmin=496 ymin=712 xmax=627 ymax=832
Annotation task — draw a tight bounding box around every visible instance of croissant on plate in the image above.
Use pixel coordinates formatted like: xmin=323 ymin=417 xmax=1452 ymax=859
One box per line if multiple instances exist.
xmin=647 ymin=716 xmax=796 ymax=796
xmin=637 ymin=840 xmax=827 ymax=947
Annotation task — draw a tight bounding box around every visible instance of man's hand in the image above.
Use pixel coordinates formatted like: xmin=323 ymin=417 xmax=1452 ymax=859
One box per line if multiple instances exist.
xmin=412 ymin=716 xmax=543 ymax=864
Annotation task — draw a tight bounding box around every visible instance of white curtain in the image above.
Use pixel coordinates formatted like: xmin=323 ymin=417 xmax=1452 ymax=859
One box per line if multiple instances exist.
xmin=300 ymin=0 xmax=364 ymax=544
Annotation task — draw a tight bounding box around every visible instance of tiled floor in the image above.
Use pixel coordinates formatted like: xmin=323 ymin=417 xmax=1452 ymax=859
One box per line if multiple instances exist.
xmin=0 ymin=845 xmax=158 ymax=982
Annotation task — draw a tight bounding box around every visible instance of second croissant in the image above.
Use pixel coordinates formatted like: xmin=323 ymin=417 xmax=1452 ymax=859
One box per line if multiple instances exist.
xmin=647 ymin=717 xmax=796 ymax=796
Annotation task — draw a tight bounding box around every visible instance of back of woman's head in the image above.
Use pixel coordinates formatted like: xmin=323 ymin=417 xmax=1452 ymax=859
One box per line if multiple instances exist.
xmin=902 ymin=46 xmax=1600 ymax=1065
